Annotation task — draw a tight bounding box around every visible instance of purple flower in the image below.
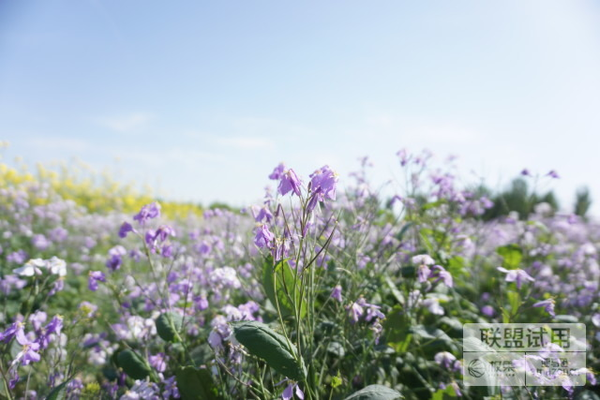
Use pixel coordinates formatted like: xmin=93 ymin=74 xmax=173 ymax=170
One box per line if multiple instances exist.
xmin=521 ymin=169 xmax=531 ymax=177
xmin=546 ymin=170 xmax=559 ymax=179
xmin=255 ymin=206 xmax=273 ymax=223
xmin=396 ymin=148 xmax=410 ymax=166
xmin=49 ymin=227 xmax=68 ymax=242
xmin=145 ymin=225 xmax=176 ymax=250
xmin=12 ymin=329 xmax=41 ymax=366
xmin=431 ymin=265 xmax=453 ymax=287
xmin=88 ymin=271 xmax=106 ymax=291
xmin=133 ymin=202 xmax=161 ymax=225
xmin=0 ymin=322 xmax=24 ymax=343
xmin=364 ymin=304 xmax=385 ymax=322
xmin=161 ymin=244 xmax=173 ymax=258
xmin=533 ymin=299 xmax=556 ymax=317
xmin=119 ymin=222 xmax=134 ymax=238
xmin=106 ymin=245 xmax=127 ymax=271
xmin=481 ymin=305 xmax=495 ymax=317
xmin=278 ymin=169 xmax=302 ymax=197
xmin=269 ymin=163 xmax=286 ymax=180
xmin=149 ymin=353 xmax=167 ymax=372
xmin=347 ymin=299 xmax=365 ymax=324
xmin=417 ymin=264 xmax=431 ymax=283
xmin=497 ymin=267 xmax=535 ymax=289
xmin=45 ymin=315 xmax=63 ymax=336
xmin=331 ymin=285 xmax=343 ymax=302
xmin=32 ymin=234 xmax=50 ymax=250
xmin=154 ymin=225 xmax=175 ymax=244
xmin=307 ymin=165 xmax=338 ymax=210
xmin=434 ymin=351 xmax=457 ymax=368
xmin=29 ymin=311 xmax=47 ymax=332
xmin=254 ymin=224 xmax=275 ymax=249
xmin=7 ymin=250 xmax=28 ymax=264
xmin=282 ymin=382 xmax=304 ymax=400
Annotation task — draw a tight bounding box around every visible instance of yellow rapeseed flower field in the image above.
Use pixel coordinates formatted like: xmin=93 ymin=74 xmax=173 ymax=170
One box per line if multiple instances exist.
xmin=0 ymin=161 xmax=203 ymax=219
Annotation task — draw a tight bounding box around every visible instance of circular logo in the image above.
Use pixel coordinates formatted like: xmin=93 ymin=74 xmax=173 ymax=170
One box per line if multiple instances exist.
xmin=468 ymin=359 xmax=486 ymax=378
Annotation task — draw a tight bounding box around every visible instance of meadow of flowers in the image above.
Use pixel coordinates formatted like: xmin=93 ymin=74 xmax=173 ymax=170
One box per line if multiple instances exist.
xmin=0 ymin=150 xmax=599 ymax=400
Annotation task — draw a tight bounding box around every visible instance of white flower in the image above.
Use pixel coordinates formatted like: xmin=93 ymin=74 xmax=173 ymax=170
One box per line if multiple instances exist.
xmin=13 ymin=259 xmax=46 ymax=276
xmin=411 ymin=254 xmax=435 ymax=266
xmin=47 ymin=257 xmax=67 ymax=277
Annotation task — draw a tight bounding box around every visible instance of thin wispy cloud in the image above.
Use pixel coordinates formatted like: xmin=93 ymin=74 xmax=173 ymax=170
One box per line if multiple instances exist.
xmin=99 ymin=113 xmax=153 ymax=133
xmin=26 ymin=137 xmax=90 ymax=152
xmin=216 ymin=136 xmax=275 ymax=150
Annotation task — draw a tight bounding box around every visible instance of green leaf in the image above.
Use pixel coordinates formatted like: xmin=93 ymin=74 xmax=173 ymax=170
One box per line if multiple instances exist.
xmin=409 ymin=325 xmax=457 ymax=354
xmin=496 ymin=244 xmax=522 ymax=269
xmin=447 ymin=256 xmax=467 ymax=277
xmin=175 ymin=366 xmax=220 ymax=400
xmin=117 ymin=349 xmax=151 ymax=380
xmin=343 ymin=384 xmax=403 ymax=400
xmin=262 ymin=257 xmax=307 ymax=318
xmin=45 ymin=380 xmax=71 ymax=400
xmin=327 ymin=341 xmax=345 ymax=357
xmin=395 ymin=222 xmax=413 ymax=241
xmin=232 ymin=320 xmax=304 ymax=381
xmin=383 ymin=274 xmax=404 ymax=304
xmin=507 ymin=291 xmax=521 ymax=313
xmin=383 ymin=306 xmax=412 ymax=353
xmin=155 ymin=312 xmax=183 ymax=343
xmin=432 ymin=384 xmax=458 ymax=400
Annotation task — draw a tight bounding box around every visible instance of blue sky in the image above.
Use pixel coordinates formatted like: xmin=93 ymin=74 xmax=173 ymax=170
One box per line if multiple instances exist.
xmin=1 ymin=1 xmax=600 ymax=212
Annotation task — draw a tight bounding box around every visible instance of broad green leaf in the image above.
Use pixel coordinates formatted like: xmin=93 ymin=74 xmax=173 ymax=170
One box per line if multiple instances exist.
xmin=343 ymin=384 xmax=403 ymax=400
xmin=117 ymin=349 xmax=151 ymax=380
xmin=232 ymin=321 xmax=304 ymax=381
xmin=175 ymin=366 xmax=220 ymax=400
xmin=155 ymin=312 xmax=183 ymax=343
xmin=496 ymin=244 xmax=522 ymax=269
xmin=262 ymin=257 xmax=307 ymax=318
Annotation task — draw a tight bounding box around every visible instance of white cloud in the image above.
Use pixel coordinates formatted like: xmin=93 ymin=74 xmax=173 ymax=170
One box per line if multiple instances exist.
xmin=216 ymin=136 xmax=275 ymax=150
xmin=99 ymin=113 xmax=153 ymax=133
xmin=25 ymin=137 xmax=90 ymax=152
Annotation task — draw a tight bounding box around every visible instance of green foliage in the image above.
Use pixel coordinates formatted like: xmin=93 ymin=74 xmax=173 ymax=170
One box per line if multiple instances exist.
xmin=343 ymin=384 xmax=404 ymax=400
xmin=574 ymin=187 xmax=592 ymax=218
xmin=45 ymin=380 xmax=71 ymax=400
xmin=175 ymin=366 xmax=221 ymax=400
xmin=117 ymin=349 xmax=152 ymax=380
xmin=481 ymin=178 xmax=559 ymax=220
xmin=155 ymin=312 xmax=184 ymax=343
xmin=262 ymin=257 xmax=307 ymax=318
xmin=232 ymin=321 xmax=305 ymax=381
xmin=496 ymin=244 xmax=523 ymax=269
